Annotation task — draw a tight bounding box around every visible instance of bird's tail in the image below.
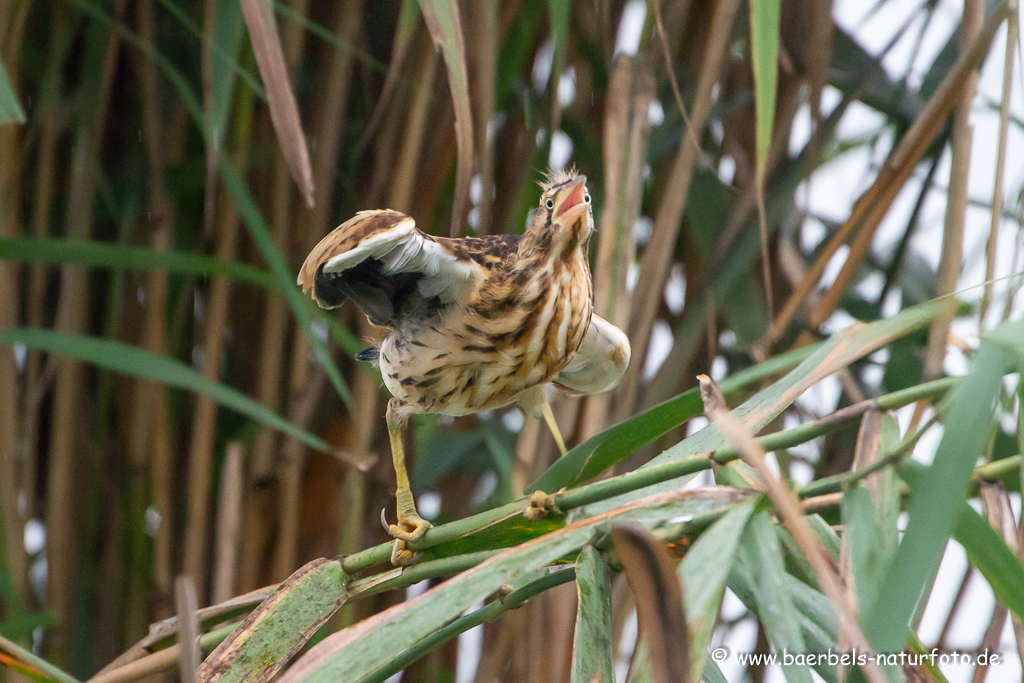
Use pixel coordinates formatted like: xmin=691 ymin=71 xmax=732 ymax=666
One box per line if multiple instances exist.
xmin=355 ymin=347 xmax=380 ymax=362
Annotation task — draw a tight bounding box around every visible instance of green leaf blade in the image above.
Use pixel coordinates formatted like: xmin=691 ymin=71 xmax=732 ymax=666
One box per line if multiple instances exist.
xmin=570 ymin=546 xmax=614 ymax=683
xmin=0 ymin=58 xmax=26 ymax=124
xmin=0 ymin=329 xmax=330 ymax=453
xmin=865 ymin=340 xmax=1011 ymax=653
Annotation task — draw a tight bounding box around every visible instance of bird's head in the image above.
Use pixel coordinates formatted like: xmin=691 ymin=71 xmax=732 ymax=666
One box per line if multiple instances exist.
xmin=535 ymin=169 xmax=594 ymax=246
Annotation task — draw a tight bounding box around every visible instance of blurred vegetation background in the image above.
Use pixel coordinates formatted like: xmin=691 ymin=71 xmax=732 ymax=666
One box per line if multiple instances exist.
xmin=2 ymin=0 xmax=1024 ymax=681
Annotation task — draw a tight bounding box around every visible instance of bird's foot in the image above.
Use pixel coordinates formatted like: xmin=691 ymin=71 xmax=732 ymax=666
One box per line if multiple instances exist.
xmin=388 ymin=512 xmax=432 ymax=566
xmin=524 ymin=489 xmax=563 ymax=520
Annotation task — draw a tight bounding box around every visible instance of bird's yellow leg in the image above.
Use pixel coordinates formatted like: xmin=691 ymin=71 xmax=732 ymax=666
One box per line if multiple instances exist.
xmin=386 ymin=399 xmax=432 ymax=565
xmin=541 ymin=400 xmax=568 ymax=457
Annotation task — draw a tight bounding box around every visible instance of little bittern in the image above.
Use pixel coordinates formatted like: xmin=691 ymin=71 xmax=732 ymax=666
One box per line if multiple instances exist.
xmin=298 ymin=170 xmax=630 ymax=564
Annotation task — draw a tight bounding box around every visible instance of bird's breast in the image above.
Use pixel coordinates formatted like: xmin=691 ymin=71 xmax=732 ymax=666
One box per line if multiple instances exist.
xmin=380 ymin=255 xmax=593 ymax=416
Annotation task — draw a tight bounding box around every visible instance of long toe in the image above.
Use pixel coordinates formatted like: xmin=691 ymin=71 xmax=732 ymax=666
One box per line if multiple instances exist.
xmin=391 ymin=540 xmax=417 ymax=566
xmin=388 ymin=516 xmax=433 ymax=543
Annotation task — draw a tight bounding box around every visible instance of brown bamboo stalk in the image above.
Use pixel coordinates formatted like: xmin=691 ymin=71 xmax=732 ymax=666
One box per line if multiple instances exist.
xmin=174 ymin=577 xmax=201 ymax=681
xmin=212 ymin=443 xmax=244 ymax=603
xmin=595 ymin=56 xmax=651 ymax=331
xmin=978 ymin=481 xmax=1024 ymax=664
xmin=0 ymin=0 xmax=31 ymax=607
xmin=587 ymin=55 xmax=651 ymax=431
xmin=773 ymin=4 xmax=1008 ymax=343
xmin=125 ymin=0 xmax=178 ymax=638
xmin=936 ymin=567 xmax=974 ymax=649
xmin=470 ymin=0 xmax=497 ymax=234
xmin=391 ymin=39 xmax=440 ymax=214
xmin=980 ymin=4 xmax=1016 ymax=330
xmin=656 ymin=0 xmax=692 ymax=56
xmin=18 ymin=13 xmax=69 ymax=606
xmin=182 ymin=163 xmax=249 ymax=591
xmin=0 ymin=0 xmax=30 ymax=59
xmin=356 ymin=1 xmax=419 ymax=154
xmin=271 ymin=0 xmax=365 ymax=582
xmin=153 ymin=106 xmax=191 ymax=609
xmin=511 ymin=415 xmax=542 ymax=496
xmin=272 ymin=344 xmax=318 ymax=580
xmin=969 ymin=604 xmax=1007 ymax=683
xmin=248 ymin=0 xmax=311 ymax=483
xmin=331 ymin=325 xmax=379 ymax=631
xmin=472 ymin=621 xmax=515 ymax=683
xmin=923 ymin=0 xmax=983 ymax=381
xmin=468 ymin=0 xmax=495 ymax=235
xmin=45 ymin=2 xmax=126 ymax=660
xmin=618 ymin=0 xmax=742 ymax=406
xmin=302 ymin=0 xmax=363 ymax=240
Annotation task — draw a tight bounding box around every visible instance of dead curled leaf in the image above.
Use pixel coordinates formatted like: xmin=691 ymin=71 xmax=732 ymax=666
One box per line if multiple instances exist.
xmin=239 ymin=0 xmax=315 ymax=207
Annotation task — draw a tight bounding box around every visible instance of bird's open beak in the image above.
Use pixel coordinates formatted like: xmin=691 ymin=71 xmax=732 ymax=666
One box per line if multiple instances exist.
xmin=554 ymin=176 xmax=589 ymax=224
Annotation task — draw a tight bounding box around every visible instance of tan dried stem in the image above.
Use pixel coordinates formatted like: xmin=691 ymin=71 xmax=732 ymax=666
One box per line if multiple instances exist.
xmin=978 ymin=481 xmax=1024 ymax=664
xmin=980 ymin=4 xmax=1017 ymax=330
xmin=132 ymin=0 xmax=179 ymax=614
xmin=272 ymin=0 xmax=366 ymax=582
xmin=174 ymin=576 xmax=201 ymax=681
xmin=470 ymin=0 xmax=497 ymax=234
xmin=923 ymin=0 xmax=983 ymax=383
xmin=249 ymin=0 xmax=310 ymax=482
xmin=588 ymin=54 xmax=651 ymax=432
xmin=213 ymin=443 xmax=245 ymax=604
xmin=768 ymin=3 xmax=1009 ymax=347
xmin=183 ymin=161 xmax=247 ymax=589
xmin=620 ymin=0 xmax=742 ymax=405
xmin=45 ymin=1 xmax=126 ymax=658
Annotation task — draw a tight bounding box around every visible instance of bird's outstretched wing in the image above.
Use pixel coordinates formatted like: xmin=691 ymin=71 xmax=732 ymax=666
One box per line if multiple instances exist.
xmin=298 ymin=210 xmax=485 ymax=325
xmin=554 ymin=314 xmax=631 ymax=395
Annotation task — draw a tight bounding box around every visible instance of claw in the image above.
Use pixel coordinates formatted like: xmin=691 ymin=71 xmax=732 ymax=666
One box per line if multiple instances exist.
xmin=391 ymin=540 xmax=417 ymax=566
xmin=386 ymin=511 xmax=432 ymax=566
xmin=388 ymin=517 xmax=432 ymax=543
xmin=380 ymin=507 xmax=391 ymax=532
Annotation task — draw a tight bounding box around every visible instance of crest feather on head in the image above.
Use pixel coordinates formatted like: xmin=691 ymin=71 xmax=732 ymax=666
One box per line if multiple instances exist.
xmin=539 ymin=166 xmax=579 ymax=192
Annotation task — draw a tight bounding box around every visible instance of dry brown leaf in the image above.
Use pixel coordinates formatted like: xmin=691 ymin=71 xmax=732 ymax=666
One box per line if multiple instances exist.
xmin=418 ymin=0 xmax=474 ymax=237
xmin=610 ymin=526 xmax=690 ymax=683
xmin=240 ymin=0 xmax=315 ymax=207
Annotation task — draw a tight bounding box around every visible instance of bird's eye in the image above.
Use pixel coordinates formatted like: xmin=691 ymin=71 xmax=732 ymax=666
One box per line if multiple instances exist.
xmin=584 ymin=193 xmax=591 ymax=203
xmin=545 ymin=198 xmax=554 ymax=210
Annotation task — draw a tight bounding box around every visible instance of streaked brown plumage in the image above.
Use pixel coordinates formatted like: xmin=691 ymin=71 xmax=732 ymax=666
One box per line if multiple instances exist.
xmin=298 ymin=170 xmax=630 ymax=564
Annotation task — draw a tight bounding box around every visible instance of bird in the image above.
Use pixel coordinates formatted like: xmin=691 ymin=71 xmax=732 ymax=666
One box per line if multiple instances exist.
xmin=298 ymin=169 xmax=630 ymax=565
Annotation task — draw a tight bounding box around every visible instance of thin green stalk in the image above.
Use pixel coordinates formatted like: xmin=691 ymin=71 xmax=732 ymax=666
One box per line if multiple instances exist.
xmin=0 ymin=634 xmax=82 ymax=683
xmin=973 ymin=454 xmax=1022 ymax=483
xmin=797 ymin=407 xmax=944 ymax=499
xmin=555 ymin=377 xmax=959 ymax=512
xmin=341 ymin=501 xmax=522 ymax=573
xmin=346 ymin=550 xmax=501 ymax=599
xmin=341 ymin=377 xmax=960 ymax=575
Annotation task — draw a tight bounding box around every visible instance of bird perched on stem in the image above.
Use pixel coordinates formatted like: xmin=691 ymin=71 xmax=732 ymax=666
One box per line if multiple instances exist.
xmin=298 ymin=170 xmax=630 ymax=565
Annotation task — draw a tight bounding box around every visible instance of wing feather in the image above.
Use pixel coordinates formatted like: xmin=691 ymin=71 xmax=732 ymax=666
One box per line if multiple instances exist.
xmin=554 ymin=315 xmax=631 ymax=395
xmin=298 ymin=210 xmax=484 ymax=324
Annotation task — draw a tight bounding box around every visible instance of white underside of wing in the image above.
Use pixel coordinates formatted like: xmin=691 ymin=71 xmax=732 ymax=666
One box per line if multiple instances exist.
xmin=321 ymin=218 xmax=479 ymax=303
xmin=555 ymin=314 xmax=631 ymax=395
